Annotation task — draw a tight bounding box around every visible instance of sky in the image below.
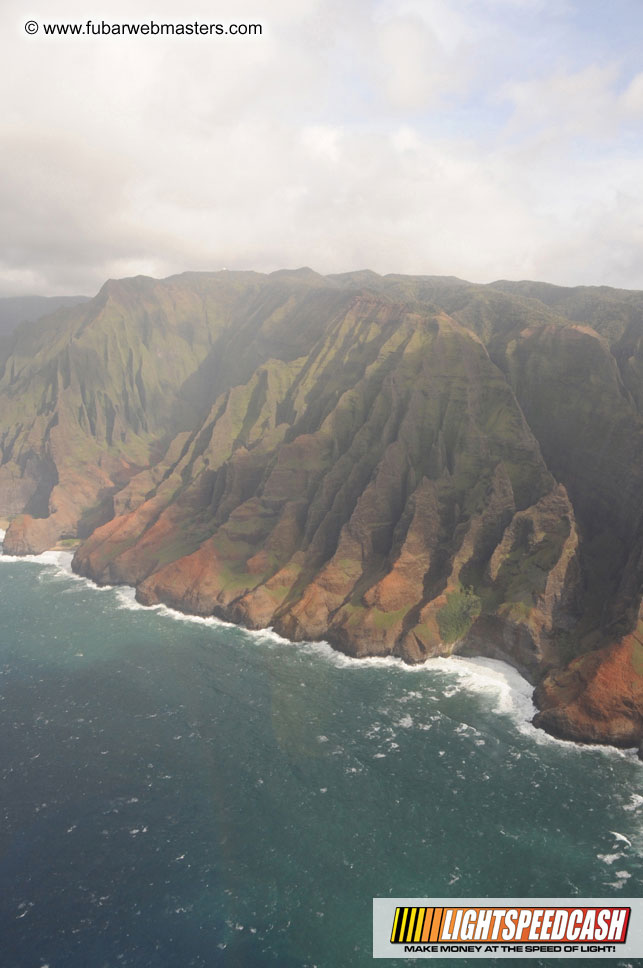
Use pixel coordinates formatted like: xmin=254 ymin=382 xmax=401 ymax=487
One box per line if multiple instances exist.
xmin=3 ymin=0 xmax=643 ymax=295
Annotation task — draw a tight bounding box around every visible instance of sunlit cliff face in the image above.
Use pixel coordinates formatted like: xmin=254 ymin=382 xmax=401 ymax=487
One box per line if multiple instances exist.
xmin=1 ymin=268 xmax=642 ymax=751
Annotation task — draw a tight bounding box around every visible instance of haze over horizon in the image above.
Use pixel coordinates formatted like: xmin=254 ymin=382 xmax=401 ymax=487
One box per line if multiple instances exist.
xmin=3 ymin=0 xmax=643 ymax=295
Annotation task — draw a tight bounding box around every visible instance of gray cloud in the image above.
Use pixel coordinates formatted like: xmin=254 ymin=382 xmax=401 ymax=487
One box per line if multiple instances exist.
xmin=2 ymin=0 xmax=643 ymax=295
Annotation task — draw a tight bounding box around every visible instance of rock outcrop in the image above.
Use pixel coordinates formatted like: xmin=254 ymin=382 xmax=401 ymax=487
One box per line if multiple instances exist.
xmin=534 ymin=622 xmax=643 ymax=752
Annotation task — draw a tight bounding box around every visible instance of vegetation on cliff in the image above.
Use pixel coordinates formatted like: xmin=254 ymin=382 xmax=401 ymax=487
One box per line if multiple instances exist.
xmin=1 ymin=269 xmax=641 ymax=751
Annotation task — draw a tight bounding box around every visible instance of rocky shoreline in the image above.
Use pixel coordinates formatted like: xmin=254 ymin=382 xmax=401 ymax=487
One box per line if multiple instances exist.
xmin=1 ymin=518 xmax=641 ymax=758
xmin=1 ymin=270 xmax=642 ymax=760
xmin=72 ymin=537 xmax=643 ymax=761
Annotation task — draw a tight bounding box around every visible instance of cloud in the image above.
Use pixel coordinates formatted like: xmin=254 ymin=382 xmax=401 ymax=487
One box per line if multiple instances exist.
xmin=369 ymin=13 xmax=470 ymax=110
xmin=2 ymin=0 xmax=643 ymax=294
xmin=622 ymin=72 xmax=643 ymax=115
xmin=500 ymin=64 xmax=643 ymax=141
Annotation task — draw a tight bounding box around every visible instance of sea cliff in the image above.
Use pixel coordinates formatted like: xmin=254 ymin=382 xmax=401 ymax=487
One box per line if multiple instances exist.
xmin=1 ymin=269 xmax=642 ymax=754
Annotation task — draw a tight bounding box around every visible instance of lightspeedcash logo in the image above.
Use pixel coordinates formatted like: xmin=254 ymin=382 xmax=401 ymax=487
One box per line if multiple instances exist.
xmin=390 ymin=905 xmax=629 ymax=945
xmin=373 ymin=898 xmax=642 ymax=959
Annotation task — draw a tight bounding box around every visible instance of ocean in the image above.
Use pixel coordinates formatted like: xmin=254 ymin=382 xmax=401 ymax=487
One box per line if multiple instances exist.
xmin=0 ymin=537 xmax=640 ymax=967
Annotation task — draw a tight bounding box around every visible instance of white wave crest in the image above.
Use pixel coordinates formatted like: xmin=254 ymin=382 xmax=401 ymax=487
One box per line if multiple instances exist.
xmin=0 ymin=545 xmax=74 ymax=572
xmin=2 ymin=540 xmax=641 ymax=766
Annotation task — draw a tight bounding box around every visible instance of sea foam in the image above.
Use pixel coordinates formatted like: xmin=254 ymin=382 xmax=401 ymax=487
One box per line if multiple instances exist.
xmin=1 ymin=535 xmax=641 ymax=765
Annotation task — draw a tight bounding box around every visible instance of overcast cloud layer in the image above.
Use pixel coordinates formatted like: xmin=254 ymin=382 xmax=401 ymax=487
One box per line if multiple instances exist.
xmin=3 ymin=0 xmax=643 ymax=295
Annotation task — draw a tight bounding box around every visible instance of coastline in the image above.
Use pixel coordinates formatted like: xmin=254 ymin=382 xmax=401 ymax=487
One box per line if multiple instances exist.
xmin=1 ymin=527 xmax=640 ymax=763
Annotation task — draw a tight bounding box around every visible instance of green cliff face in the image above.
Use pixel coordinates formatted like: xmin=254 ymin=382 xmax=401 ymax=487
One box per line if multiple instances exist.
xmin=1 ymin=269 xmax=642 ymax=750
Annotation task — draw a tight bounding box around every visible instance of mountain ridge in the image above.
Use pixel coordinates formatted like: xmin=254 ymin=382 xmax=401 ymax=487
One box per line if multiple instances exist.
xmin=1 ymin=269 xmax=641 ymax=753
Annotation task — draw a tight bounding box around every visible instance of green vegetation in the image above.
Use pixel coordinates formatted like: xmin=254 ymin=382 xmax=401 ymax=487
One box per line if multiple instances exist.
xmin=437 ymin=586 xmax=482 ymax=645
xmin=370 ymin=606 xmax=409 ymax=630
xmin=2 ymin=266 xmax=643 ymax=694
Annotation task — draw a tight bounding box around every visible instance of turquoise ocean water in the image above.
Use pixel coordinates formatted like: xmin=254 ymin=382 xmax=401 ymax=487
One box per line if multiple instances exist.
xmin=0 ymin=540 xmax=640 ymax=967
